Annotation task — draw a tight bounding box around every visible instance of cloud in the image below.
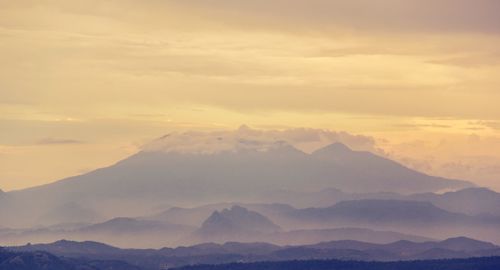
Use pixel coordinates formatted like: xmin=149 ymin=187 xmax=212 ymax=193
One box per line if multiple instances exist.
xmin=165 ymin=0 xmax=500 ymax=34
xmin=3 ymin=1 xmax=500 ymax=34
xmin=1 ymin=1 xmax=500 ymax=120
xmin=384 ymin=135 xmax=500 ymax=191
xmin=36 ymin=138 xmax=85 ymax=145
xmin=475 ymin=121 xmax=500 ymax=130
xmin=392 ymin=123 xmax=452 ymax=130
xmin=428 ymin=52 xmax=500 ymax=68
xmin=1 ymin=0 xmax=500 ymax=192
xmin=143 ymin=125 xmax=380 ymax=154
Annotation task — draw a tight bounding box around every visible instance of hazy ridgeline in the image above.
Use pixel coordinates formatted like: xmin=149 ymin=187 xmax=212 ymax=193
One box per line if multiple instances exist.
xmin=6 ymin=237 xmax=500 ymax=270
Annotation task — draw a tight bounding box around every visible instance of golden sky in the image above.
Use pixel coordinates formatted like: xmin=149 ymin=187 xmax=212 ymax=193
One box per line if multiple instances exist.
xmin=1 ymin=0 xmax=500 ymax=191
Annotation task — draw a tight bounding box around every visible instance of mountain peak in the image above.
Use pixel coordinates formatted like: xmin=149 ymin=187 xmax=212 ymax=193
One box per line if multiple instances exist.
xmin=142 ymin=130 xmax=300 ymax=155
xmin=312 ymin=142 xmax=353 ymax=156
xmin=199 ymin=206 xmax=281 ymax=236
xmin=200 ymin=211 xmax=236 ymax=234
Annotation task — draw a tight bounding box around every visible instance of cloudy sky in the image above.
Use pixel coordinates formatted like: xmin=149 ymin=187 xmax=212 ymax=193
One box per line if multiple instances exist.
xmin=1 ymin=0 xmax=500 ymax=191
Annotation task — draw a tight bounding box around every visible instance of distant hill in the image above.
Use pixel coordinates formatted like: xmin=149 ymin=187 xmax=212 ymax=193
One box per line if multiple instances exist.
xmin=11 ymin=239 xmax=123 ymax=257
xmin=149 ymin=203 xmax=296 ymax=227
xmin=0 ymin=247 xmax=140 ymax=270
xmin=271 ymin=228 xmax=433 ymax=245
xmin=259 ymin=187 xmax=500 ymax=218
xmin=409 ymin=187 xmax=500 ymax=216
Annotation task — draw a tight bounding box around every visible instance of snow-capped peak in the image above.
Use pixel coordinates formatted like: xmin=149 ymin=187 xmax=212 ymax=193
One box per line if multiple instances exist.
xmin=142 ymin=126 xmax=293 ymax=154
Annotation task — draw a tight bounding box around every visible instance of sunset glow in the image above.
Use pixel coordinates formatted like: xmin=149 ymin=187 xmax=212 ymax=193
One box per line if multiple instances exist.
xmin=1 ymin=0 xmax=500 ymax=191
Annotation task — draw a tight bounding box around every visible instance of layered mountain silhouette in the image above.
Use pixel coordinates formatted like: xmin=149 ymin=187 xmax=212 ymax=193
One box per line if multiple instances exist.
xmin=285 ymin=199 xmax=500 ymax=242
xmin=0 ymin=205 xmax=432 ymax=248
xmin=0 ymin=141 xmax=472 ymax=228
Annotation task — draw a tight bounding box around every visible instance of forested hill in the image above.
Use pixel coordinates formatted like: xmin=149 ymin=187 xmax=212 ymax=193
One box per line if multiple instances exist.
xmin=174 ymin=257 xmax=500 ymax=270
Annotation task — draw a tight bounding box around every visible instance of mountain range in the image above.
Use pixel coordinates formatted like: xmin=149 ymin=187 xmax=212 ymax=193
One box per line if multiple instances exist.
xmin=0 ymin=205 xmax=431 ymax=248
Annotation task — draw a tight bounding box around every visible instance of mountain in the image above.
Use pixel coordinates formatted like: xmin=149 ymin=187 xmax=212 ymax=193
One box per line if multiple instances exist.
xmin=289 ymin=199 xmax=469 ymax=225
xmin=0 ymin=141 xmax=472 ymax=228
xmin=309 ymin=143 xmax=471 ymax=193
xmin=193 ymin=206 xmax=282 ymax=243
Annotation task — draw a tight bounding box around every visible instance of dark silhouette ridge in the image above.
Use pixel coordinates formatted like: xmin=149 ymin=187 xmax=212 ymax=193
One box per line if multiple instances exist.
xmin=10 ymin=237 xmax=500 ymax=269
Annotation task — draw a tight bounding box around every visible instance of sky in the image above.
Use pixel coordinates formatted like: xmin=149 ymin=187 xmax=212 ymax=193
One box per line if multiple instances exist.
xmin=1 ymin=0 xmax=500 ymax=191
